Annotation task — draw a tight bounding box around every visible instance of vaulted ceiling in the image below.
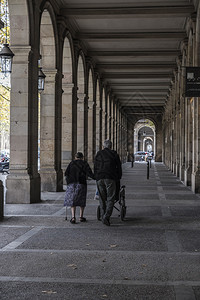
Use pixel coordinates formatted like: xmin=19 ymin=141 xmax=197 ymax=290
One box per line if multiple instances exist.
xmin=58 ymin=0 xmax=196 ymax=116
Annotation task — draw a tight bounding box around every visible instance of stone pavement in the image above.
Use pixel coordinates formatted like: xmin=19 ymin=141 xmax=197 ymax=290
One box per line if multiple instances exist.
xmin=1 ymin=162 xmax=200 ymax=300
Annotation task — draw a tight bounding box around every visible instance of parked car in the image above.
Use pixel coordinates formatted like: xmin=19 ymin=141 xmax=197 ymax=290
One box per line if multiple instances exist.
xmin=134 ymin=151 xmax=147 ymax=161
xmin=0 ymin=161 xmax=9 ymax=174
xmin=147 ymin=152 xmax=153 ymax=160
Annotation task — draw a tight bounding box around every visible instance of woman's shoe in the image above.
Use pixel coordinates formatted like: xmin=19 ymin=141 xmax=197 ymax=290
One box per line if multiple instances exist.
xmin=70 ymin=217 xmax=76 ymax=224
xmin=80 ymin=217 xmax=87 ymax=222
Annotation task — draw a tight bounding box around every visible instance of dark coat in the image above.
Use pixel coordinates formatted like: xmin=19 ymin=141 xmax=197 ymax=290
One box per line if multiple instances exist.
xmin=65 ymin=160 xmax=95 ymax=185
xmin=94 ymin=148 xmax=122 ymax=181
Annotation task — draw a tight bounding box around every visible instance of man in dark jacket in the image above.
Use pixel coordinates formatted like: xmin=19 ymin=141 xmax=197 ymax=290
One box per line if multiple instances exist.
xmin=94 ymin=139 xmax=122 ymax=226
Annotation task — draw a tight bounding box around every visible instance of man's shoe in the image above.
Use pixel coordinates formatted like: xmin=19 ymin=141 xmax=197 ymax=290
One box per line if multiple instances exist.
xmin=102 ymin=217 xmax=110 ymax=226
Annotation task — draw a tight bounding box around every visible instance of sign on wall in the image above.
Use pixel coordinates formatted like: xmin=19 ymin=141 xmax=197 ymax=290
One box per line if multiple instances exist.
xmin=185 ymin=67 xmax=200 ymax=97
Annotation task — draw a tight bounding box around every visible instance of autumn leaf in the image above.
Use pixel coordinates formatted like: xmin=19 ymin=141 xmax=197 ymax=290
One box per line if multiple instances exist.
xmin=109 ymin=244 xmax=117 ymax=248
xmin=42 ymin=291 xmax=57 ymax=295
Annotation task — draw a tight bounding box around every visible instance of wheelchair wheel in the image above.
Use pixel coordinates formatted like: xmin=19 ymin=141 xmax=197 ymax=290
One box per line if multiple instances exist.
xmin=120 ymin=205 xmax=126 ymax=221
xmin=97 ymin=205 xmax=101 ymax=221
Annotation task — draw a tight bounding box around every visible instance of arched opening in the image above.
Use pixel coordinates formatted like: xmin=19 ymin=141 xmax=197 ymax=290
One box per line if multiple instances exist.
xmin=134 ymin=119 xmax=155 ymax=161
xmin=61 ymin=37 xmax=73 ymax=171
xmin=39 ymin=8 xmax=57 ymax=191
xmin=77 ymin=54 xmax=85 ymax=154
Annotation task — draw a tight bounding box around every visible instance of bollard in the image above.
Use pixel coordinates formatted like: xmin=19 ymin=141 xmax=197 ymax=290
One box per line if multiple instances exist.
xmin=147 ymin=161 xmax=149 ymax=180
xmin=0 ymin=180 xmax=4 ymax=220
xmin=131 ymin=160 xmax=134 ymax=168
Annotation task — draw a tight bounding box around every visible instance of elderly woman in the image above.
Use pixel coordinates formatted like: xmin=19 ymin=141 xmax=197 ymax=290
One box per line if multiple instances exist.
xmin=64 ymin=152 xmax=95 ymax=224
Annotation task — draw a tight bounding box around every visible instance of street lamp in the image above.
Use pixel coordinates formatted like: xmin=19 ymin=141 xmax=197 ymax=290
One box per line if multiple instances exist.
xmin=38 ymin=67 xmax=46 ymax=92
xmin=38 ymin=56 xmax=46 ymax=92
xmin=0 ymin=0 xmax=14 ymax=74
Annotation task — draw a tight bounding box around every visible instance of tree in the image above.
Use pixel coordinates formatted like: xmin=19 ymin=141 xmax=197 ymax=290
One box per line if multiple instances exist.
xmin=0 ymin=0 xmax=10 ymax=48
xmin=0 ymin=84 xmax=10 ymax=133
xmin=0 ymin=0 xmax=10 ymax=150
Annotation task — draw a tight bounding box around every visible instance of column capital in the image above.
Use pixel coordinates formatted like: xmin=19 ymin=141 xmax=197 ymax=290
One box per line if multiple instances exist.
xmin=62 ymin=83 xmax=74 ymax=95
xmin=77 ymin=92 xmax=86 ymax=102
xmin=88 ymin=100 xmax=94 ymax=110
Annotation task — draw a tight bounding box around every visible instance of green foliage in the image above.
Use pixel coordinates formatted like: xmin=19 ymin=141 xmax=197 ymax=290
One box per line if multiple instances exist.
xmin=0 ymin=84 xmax=10 ymax=133
xmin=0 ymin=0 xmax=10 ymax=47
xmin=0 ymin=0 xmax=10 ymax=135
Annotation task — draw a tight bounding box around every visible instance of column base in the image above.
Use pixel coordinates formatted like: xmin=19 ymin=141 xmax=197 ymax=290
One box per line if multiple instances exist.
xmin=56 ymin=169 xmax=64 ymax=192
xmin=0 ymin=180 xmax=4 ymax=220
xmin=172 ymin=162 xmax=176 ymax=174
xmin=184 ymin=167 xmax=192 ymax=186
xmin=175 ymin=163 xmax=179 ymax=177
xmin=191 ymin=171 xmax=200 ymax=193
xmin=179 ymin=165 xmax=185 ymax=181
xmin=6 ymin=173 xmax=41 ymax=204
xmin=40 ymin=168 xmax=57 ymax=192
xmin=155 ymin=154 xmax=162 ymax=162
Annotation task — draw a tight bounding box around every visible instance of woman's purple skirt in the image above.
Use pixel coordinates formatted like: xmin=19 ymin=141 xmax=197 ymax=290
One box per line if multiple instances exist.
xmin=64 ymin=183 xmax=87 ymax=207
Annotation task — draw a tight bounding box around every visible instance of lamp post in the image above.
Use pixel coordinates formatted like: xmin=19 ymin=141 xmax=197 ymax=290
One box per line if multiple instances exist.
xmin=0 ymin=0 xmax=14 ymax=74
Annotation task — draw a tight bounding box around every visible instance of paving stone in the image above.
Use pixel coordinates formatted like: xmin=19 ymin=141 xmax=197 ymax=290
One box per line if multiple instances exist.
xmin=170 ymin=206 xmax=200 ymax=217
xmin=17 ymin=227 xmax=167 ymax=252
xmin=1 ymin=162 xmax=200 ymax=299
xmin=0 ymin=227 xmax=31 ymax=248
xmin=177 ymin=230 xmax=200 ymax=252
xmin=165 ymin=194 xmax=199 ymax=200
xmin=0 ymin=282 xmax=176 ymax=300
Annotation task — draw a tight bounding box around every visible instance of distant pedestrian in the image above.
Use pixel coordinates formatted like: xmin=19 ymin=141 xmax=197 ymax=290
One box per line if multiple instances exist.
xmin=94 ymin=140 xmax=122 ymax=226
xmin=64 ymin=152 xmax=95 ymax=224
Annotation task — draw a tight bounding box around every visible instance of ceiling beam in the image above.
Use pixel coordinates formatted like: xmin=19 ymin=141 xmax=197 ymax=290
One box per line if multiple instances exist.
xmin=110 ymin=82 xmax=170 ymax=86
xmin=103 ymin=73 xmax=172 ymax=79
xmin=97 ymin=63 xmax=176 ymax=70
xmin=121 ymin=103 xmax=165 ymax=107
xmin=89 ymin=50 xmax=180 ymax=56
xmin=118 ymin=99 xmax=166 ymax=102
xmin=78 ymin=31 xmax=186 ymax=40
xmin=113 ymin=89 xmax=169 ymax=92
xmin=62 ymin=5 xmax=194 ymax=17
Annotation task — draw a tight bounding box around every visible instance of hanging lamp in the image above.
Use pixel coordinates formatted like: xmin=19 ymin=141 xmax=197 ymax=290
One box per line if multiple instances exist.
xmin=38 ymin=56 xmax=46 ymax=92
xmin=0 ymin=0 xmax=14 ymax=74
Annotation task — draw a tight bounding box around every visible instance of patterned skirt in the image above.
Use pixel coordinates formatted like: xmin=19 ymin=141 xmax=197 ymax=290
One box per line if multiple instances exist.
xmin=64 ymin=183 xmax=87 ymax=207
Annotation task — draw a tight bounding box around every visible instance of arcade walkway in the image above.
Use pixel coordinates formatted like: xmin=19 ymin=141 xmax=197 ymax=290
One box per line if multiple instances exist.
xmin=1 ymin=162 xmax=200 ymax=299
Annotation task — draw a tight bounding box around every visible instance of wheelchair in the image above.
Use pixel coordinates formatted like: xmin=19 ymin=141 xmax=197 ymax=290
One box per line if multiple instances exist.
xmin=97 ymin=185 xmax=126 ymax=221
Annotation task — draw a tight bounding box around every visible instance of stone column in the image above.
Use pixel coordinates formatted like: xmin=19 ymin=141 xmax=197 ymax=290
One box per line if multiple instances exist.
xmin=117 ymin=106 xmax=121 ymax=156
xmin=62 ymin=83 xmax=74 ymax=169
xmin=191 ymin=98 xmax=200 ymax=192
xmin=7 ymin=46 xmax=41 ymax=203
xmin=96 ymin=106 xmax=101 ymax=152
xmin=127 ymin=120 xmax=133 ymax=161
xmin=155 ymin=116 xmax=162 ymax=162
xmin=112 ymin=101 xmax=115 ymax=149
xmin=114 ymin=101 xmax=118 ymax=151
xmin=184 ymin=98 xmax=192 ymax=186
xmin=101 ymin=111 xmax=106 ymax=143
xmin=77 ymin=93 xmax=85 ymax=153
xmin=40 ymin=69 xmax=57 ymax=191
xmin=88 ymin=99 xmax=94 ymax=165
